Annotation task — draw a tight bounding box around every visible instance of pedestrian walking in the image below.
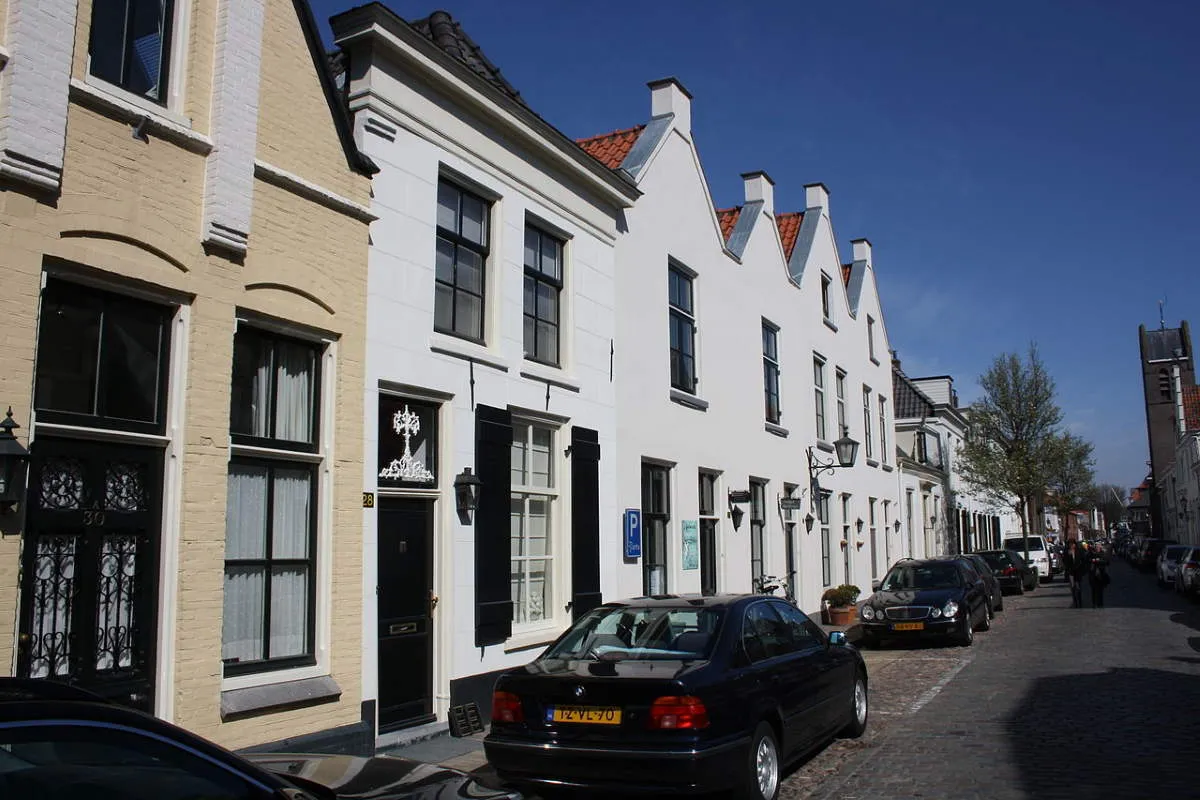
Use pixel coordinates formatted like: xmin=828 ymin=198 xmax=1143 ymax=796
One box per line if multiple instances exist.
xmin=1061 ymin=539 xmax=1090 ymax=608
xmin=1088 ymin=554 xmax=1111 ymax=608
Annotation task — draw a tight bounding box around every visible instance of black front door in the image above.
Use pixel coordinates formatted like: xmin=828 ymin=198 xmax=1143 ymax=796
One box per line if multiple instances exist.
xmin=17 ymin=437 xmax=164 ymax=712
xmin=377 ymin=497 xmax=435 ymax=732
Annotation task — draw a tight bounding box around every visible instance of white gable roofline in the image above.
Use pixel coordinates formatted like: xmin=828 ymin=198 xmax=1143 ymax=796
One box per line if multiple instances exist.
xmin=788 ymin=181 xmax=856 ymax=319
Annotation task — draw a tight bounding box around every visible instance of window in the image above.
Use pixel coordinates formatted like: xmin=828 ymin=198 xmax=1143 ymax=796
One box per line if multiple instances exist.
xmin=741 ymin=602 xmax=790 ymax=662
xmin=867 ymin=315 xmax=877 ymax=361
xmin=869 ymin=498 xmax=878 ymax=578
xmin=435 ymin=180 xmax=489 ymax=342
xmin=905 ymin=490 xmax=915 ymax=556
xmin=698 ymin=472 xmax=719 ymax=596
xmin=862 ymin=386 xmax=874 ymax=459
xmin=88 ymin=0 xmax=176 ymax=104
xmin=34 ymin=279 xmax=173 ymax=434
xmin=783 ymin=484 xmax=798 ymax=602
xmin=821 ymin=273 xmax=832 ymax=320
xmin=819 ymin=493 xmax=832 ymax=586
xmin=668 ymin=266 xmax=697 ymax=392
xmin=642 ymin=463 xmax=671 ymax=595
xmin=776 ymin=602 xmax=822 ymax=650
xmin=835 ymin=369 xmax=847 ymax=435
xmin=878 ymin=396 xmax=888 ymax=464
xmin=511 ymin=422 xmax=557 ymax=625
xmin=523 ymin=226 xmax=563 ymax=365
xmin=750 ymin=480 xmax=767 ymax=589
xmin=223 ymin=326 xmax=324 ymax=676
xmin=813 ymin=357 xmax=827 ymax=440
xmin=1158 ymin=369 xmax=1171 ymax=400
xmin=841 ymin=493 xmax=852 ymax=583
xmin=762 ymin=323 xmax=780 ymax=423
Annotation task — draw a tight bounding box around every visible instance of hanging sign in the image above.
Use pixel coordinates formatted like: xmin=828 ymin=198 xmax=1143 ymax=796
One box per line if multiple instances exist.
xmin=681 ymin=520 xmax=699 ymax=570
xmin=623 ymin=508 xmax=642 ymax=559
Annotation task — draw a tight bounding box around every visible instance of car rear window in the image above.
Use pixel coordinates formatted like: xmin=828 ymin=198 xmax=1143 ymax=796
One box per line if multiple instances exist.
xmin=1164 ymin=545 xmax=1189 ymax=560
xmin=1004 ymin=538 xmax=1044 ymax=552
xmin=544 ymin=606 xmax=724 ymax=662
xmin=980 ymin=552 xmax=1009 ymax=568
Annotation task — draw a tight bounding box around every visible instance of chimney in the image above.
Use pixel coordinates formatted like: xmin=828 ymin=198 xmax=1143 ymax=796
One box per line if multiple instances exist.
xmin=804 ymin=182 xmax=830 ymax=212
xmin=851 ymin=238 xmax=872 ymax=265
xmin=649 ymin=77 xmax=692 ymax=136
xmin=741 ymin=171 xmax=774 ymax=215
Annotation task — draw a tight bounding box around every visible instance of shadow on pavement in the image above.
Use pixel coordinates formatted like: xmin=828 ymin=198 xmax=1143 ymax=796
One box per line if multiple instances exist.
xmin=1006 ymin=666 xmax=1200 ymax=798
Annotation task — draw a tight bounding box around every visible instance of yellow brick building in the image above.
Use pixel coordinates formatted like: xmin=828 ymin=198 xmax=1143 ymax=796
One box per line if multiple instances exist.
xmin=0 ymin=0 xmax=376 ymax=752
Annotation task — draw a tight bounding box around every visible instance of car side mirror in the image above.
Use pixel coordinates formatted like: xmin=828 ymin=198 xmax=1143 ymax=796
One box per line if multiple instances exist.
xmin=829 ymin=631 xmax=848 ymax=647
xmin=871 ymin=580 xmax=881 ymax=592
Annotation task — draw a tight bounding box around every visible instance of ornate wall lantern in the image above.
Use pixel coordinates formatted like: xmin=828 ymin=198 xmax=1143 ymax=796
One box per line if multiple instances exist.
xmin=728 ymin=489 xmax=751 ymax=531
xmin=804 ymin=513 xmax=816 ymax=533
xmin=454 ymin=467 xmax=481 ymax=522
xmin=0 ymin=408 xmax=29 ymax=514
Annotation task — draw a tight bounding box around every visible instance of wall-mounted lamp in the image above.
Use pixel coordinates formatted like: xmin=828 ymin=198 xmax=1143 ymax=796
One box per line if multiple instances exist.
xmin=804 ymin=513 xmax=815 ymax=533
xmin=728 ymin=489 xmax=750 ymax=530
xmin=807 ymin=425 xmax=859 ymax=504
xmin=893 ymin=520 xmax=901 ymax=533
xmin=453 ymin=467 xmax=482 ymax=523
xmin=0 ymin=408 xmax=30 ymax=515
xmin=855 ymin=517 xmax=864 ymax=534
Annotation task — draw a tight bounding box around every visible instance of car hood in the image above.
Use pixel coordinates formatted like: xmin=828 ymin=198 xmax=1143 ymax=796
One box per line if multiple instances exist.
xmin=244 ymin=753 xmax=519 ymax=799
xmin=870 ymin=587 xmax=963 ymax=607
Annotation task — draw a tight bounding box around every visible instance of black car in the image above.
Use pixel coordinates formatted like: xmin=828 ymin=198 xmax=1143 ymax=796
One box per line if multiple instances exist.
xmin=961 ymin=554 xmax=1004 ymax=614
xmin=857 ymin=558 xmax=990 ymax=648
xmin=0 ymin=679 xmax=520 ymax=800
xmin=484 ymin=594 xmax=867 ymax=800
xmin=977 ymin=549 xmax=1038 ymax=594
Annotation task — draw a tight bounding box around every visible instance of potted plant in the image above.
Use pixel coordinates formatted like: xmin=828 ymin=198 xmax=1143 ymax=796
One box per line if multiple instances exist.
xmin=821 ymin=584 xmax=861 ymax=626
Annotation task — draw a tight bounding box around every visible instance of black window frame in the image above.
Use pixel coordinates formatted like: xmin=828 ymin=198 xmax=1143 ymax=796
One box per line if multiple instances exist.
xmin=668 ymin=265 xmax=697 ymax=393
xmin=641 ymin=463 xmax=671 ymax=596
xmin=820 ymin=273 xmax=832 ymax=320
xmin=835 ymin=368 xmax=847 ymax=434
xmin=523 ymin=224 xmax=564 ymax=367
xmin=762 ymin=322 xmax=781 ymax=424
xmin=33 ymin=278 xmax=174 ymax=436
xmin=87 ymin=0 xmax=177 ymax=105
xmin=435 ymin=180 xmax=490 ymax=344
xmin=819 ymin=493 xmax=832 ymax=586
xmin=698 ymin=471 xmax=719 ymax=596
xmin=813 ymin=357 xmax=827 ymax=441
xmin=229 ymin=326 xmax=323 ymax=454
xmin=867 ymin=315 xmax=877 ymax=360
xmin=862 ymin=385 xmax=874 ymax=459
xmin=750 ymin=480 xmax=767 ymax=588
xmin=221 ymin=456 xmax=320 ymax=677
xmin=878 ymin=395 xmax=888 ymax=464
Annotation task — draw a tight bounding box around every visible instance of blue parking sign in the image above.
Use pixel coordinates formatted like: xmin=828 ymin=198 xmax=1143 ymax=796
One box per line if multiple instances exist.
xmin=623 ymin=508 xmax=642 ymax=559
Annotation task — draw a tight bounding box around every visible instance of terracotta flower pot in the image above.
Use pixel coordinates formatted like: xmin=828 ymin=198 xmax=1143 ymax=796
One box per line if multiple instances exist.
xmin=827 ymin=606 xmax=857 ymax=626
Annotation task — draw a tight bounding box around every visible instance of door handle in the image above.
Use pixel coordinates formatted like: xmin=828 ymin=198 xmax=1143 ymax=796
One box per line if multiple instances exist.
xmin=429 ymin=592 xmax=439 ymax=612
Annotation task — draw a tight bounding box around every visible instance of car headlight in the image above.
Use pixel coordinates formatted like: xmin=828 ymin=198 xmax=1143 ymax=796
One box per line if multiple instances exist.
xmin=942 ymin=601 xmax=959 ymax=618
xmin=930 ymin=607 xmax=942 ymax=618
xmin=861 ymin=605 xmax=876 ymax=620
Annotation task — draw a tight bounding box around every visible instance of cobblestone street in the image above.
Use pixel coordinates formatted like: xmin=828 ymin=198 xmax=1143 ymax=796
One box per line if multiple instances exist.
xmin=782 ymin=559 xmax=1200 ymax=799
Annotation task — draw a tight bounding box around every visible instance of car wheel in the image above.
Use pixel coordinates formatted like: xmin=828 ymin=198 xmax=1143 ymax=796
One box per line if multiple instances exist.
xmin=738 ymin=722 xmax=780 ymax=800
xmin=957 ymin=616 xmax=974 ymax=647
xmin=1015 ymin=581 xmax=1025 ymax=595
xmin=978 ymin=604 xmax=991 ymax=631
xmin=839 ymin=672 xmax=869 ymax=739
xmin=996 ymin=594 xmax=1004 ymax=612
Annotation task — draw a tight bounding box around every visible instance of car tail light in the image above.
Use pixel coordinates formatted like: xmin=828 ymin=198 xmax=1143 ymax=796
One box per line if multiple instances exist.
xmin=1001 ymin=566 xmax=1018 ymax=576
xmin=648 ymin=695 xmax=709 ymax=730
xmin=491 ymin=691 xmax=524 ymax=724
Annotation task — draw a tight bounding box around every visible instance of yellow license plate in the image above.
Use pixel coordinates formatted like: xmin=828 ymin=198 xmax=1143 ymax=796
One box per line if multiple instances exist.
xmin=549 ymin=705 xmax=622 ymax=725
xmin=892 ymin=622 xmax=924 ymax=631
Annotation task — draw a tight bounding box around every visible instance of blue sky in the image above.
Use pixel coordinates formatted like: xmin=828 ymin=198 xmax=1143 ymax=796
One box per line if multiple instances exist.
xmin=313 ymin=1 xmax=1200 ymax=489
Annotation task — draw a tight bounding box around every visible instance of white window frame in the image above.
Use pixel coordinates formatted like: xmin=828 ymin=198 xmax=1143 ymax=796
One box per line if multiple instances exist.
xmin=813 ymin=356 xmax=827 ymax=441
xmin=510 ymin=419 xmax=563 ymax=635
xmin=878 ymin=395 xmax=888 ymax=465
xmin=867 ymin=315 xmax=877 ymax=362
xmin=835 ymin=368 xmax=847 ymax=435
xmin=820 ymin=273 xmax=833 ymax=321
xmin=862 ymin=386 xmax=873 ymax=459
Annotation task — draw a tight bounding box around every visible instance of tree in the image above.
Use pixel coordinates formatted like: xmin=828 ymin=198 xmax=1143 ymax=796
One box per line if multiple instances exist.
xmin=958 ymin=345 xmax=1064 ymax=557
xmin=1091 ymin=483 xmax=1128 ymax=531
xmin=1045 ymin=433 xmax=1096 ymax=539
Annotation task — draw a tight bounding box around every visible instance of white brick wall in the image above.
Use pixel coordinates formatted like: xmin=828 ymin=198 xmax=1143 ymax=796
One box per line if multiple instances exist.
xmin=203 ymin=0 xmax=265 ymax=253
xmin=0 ymin=0 xmax=75 ymax=190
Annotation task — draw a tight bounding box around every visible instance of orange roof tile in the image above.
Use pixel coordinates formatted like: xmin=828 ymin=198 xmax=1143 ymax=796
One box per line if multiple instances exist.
xmin=775 ymin=212 xmax=804 ymax=261
xmin=716 ymin=207 xmax=741 ymax=243
xmin=1184 ymin=384 xmax=1200 ymax=430
xmin=842 ymin=264 xmax=852 ymax=286
xmin=576 ymin=125 xmax=645 ymax=170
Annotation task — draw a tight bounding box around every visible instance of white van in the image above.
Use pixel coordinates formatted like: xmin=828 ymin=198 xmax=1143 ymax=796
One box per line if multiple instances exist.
xmin=1003 ymin=535 xmax=1052 ymax=583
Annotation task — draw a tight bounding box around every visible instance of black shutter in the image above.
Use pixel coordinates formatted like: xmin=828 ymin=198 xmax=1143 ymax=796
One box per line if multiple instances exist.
xmin=474 ymin=404 xmax=513 ymax=647
xmin=570 ymin=426 xmax=602 ymax=621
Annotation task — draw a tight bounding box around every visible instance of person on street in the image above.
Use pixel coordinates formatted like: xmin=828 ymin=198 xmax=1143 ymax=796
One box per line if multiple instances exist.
xmin=1062 ymin=539 xmax=1090 ymax=608
xmin=1088 ymin=552 xmax=1111 ymax=608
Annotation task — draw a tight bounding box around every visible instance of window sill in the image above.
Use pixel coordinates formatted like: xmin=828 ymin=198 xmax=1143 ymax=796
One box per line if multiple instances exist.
xmin=765 ymin=421 xmax=789 ymax=438
xmin=816 ymin=439 xmax=835 ymax=453
xmin=69 ymin=78 xmax=212 ymax=155
xmin=505 ymin=627 xmax=562 ymax=654
xmin=823 ymin=318 xmax=839 ymax=332
xmin=866 ymin=458 xmax=880 ymax=468
xmin=520 ymin=361 xmax=581 ymax=393
xmin=429 ymin=333 xmax=509 ymax=372
xmin=220 ymin=675 xmax=341 ymax=720
xmin=670 ymin=388 xmax=709 ymax=411
xmin=882 ymin=463 xmax=894 ymax=472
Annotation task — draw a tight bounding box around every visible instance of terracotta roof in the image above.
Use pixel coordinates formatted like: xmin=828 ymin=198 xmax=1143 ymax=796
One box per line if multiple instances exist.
xmin=716 ymin=207 xmax=741 ymax=243
xmin=1184 ymin=384 xmax=1200 ymax=431
xmin=842 ymin=263 xmax=852 ymax=286
xmin=576 ymin=125 xmax=645 ymax=170
xmin=775 ymin=212 xmax=804 ymax=261
xmin=409 ymin=11 xmax=527 ymax=107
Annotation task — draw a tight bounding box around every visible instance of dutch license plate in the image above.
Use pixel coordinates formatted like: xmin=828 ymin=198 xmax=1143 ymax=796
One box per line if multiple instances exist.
xmin=547 ymin=705 xmax=622 ymax=725
xmin=892 ymin=622 xmax=924 ymax=631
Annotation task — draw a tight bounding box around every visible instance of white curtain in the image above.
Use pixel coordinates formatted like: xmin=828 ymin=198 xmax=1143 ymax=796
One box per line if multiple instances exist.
xmin=274 ymin=342 xmax=312 ymax=443
xmin=249 ymin=344 xmax=271 ymax=438
xmin=222 ymin=466 xmax=267 ymax=663
xmin=223 ymin=567 xmax=264 ymax=663
xmin=271 ymin=469 xmax=310 ymax=558
xmin=95 ymin=535 xmax=137 ymax=671
xmin=30 ymin=536 xmax=76 ymax=678
xmin=270 ymin=567 xmax=308 ymax=658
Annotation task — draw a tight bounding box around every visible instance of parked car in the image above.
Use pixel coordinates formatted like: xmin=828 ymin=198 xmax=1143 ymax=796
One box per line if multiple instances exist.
xmin=1175 ymin=547 xmax=1200 ymax=597
xmin=1048 ymin=543 xmax=1062 ymax=576
xmin=858 ymin=558 xmax=990 ymax=648
xmin=1157 ymin=544 xmax=1192 ymax=587
xmin=484 ymin=595 xmax=867 ymax=800
xmin=0 ymin=678 xmax=522 ymax=799
xmin=961 ymin=553 xmax=1004 ymax=613
xmin=1003 ymin=535 xmax=1051 ymax=582
xmin=977 ymin=549 xmax=1038 ymax=594
xmin=1138 ymin=539 xmax=1176 ymax=572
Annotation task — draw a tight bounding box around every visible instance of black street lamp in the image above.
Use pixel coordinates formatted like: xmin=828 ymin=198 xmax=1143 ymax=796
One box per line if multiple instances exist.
xmin=807 ymin=425 xmax=859 ymax=505
xmin=453 ymin=467 xmax=481 ymax=523
xmin=0 ymin=407 xmax=30 ymax=514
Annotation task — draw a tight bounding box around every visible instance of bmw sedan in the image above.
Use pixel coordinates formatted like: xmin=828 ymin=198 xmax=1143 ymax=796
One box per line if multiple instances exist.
xmin=857 ymin=558 xmax=991 ymax=648
xmin=484 ymin=594 xmax=868 ymax=800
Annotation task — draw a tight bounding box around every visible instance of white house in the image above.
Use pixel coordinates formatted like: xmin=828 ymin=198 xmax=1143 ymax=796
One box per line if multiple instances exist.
xmin=331 ymin=6 xmax=638 ymax=740
xmin=1164 ymin=383 xmax=1200 ymax=546
xmin=577 ymin=79 xmax=898 ymax=616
